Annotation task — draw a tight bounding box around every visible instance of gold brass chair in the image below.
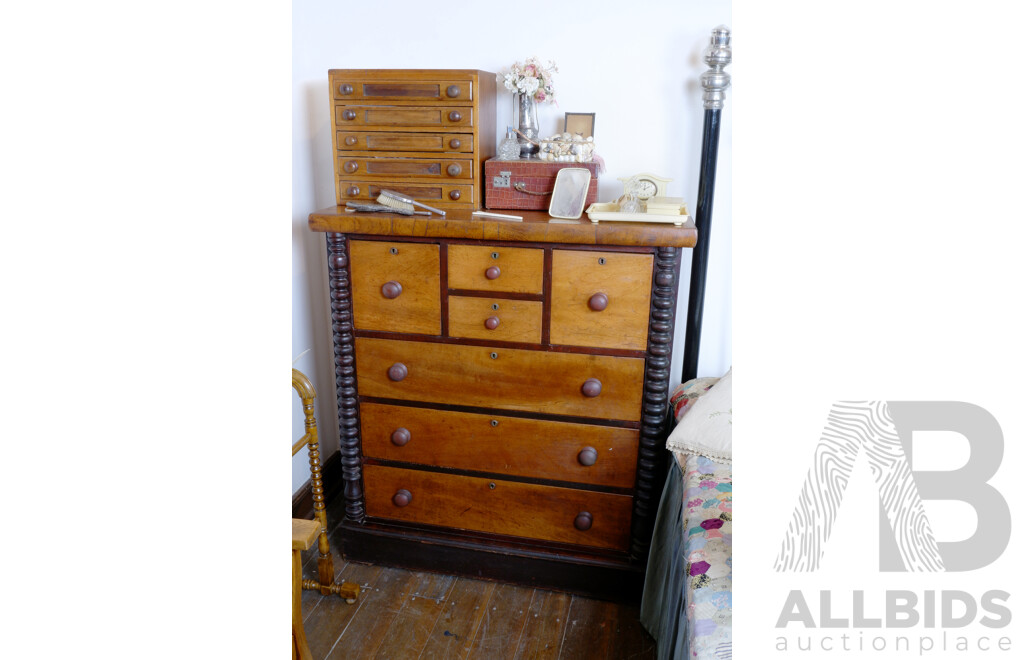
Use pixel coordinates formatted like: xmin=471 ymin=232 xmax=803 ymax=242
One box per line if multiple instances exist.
xmin=292 ymin=368 xmax=360 ymax=604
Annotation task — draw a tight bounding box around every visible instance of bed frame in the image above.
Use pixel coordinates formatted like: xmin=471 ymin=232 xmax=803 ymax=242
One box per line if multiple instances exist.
xmin=681 ymin=26 xmax=731 ymax=382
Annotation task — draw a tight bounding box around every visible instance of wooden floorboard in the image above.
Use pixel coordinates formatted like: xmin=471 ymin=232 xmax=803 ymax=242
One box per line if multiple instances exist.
xmin=292 ymin=491 xmax=658 ymax=660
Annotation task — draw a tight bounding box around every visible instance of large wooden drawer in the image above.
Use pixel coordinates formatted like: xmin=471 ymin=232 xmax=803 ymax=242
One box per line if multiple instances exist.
xmin=360 ymin=403 xmax=639 ymax=488
xmin=338 ymin=180 xmax=474 ymax=206
xmin=335 ymin=105 xmax=474 ymax=129
xmin=363 ymin=464 xmax=633 ymax=550
xmin=550 ymin=250 xmax=654 ymax=350
xmin=355 ymin=337 xmax=645 ymax=421
xmin=447 ymin=244 xmax=544 ymax=293
xmin=337 ymin=156 xmax=473 ymax=180
xmin=333 ymin=78 xmax=474 ymax=103
xmin=337 ymin=131 xmax=474 ymax=154
xmin=349 ymin=240 xmax=440 ymax=335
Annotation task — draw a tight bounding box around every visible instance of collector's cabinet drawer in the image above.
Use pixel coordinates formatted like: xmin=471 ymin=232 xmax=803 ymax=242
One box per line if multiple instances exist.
xmin=349 ymin=240 xmax=440 ymax=335
xmin=550 ymin=250 xmax=654 ymax=350
xmin=335 ymin=105 xmax=473 ymax=129
xmin=360 ymin=402 xmax=639 ymax=488
xmin=337 ymin=156 xmax=473 ymax=180
xmin=337 ymin=131 xmax=473 ymax=154
xmin=355 ymin=337 xmax=645 ymax=421
xmin=363 ymin=464 xmax=633 ymax=551
xmin=339 ymin=180 xmax=474 ymax=205
xmin=332 ymin=78 xmax=473 ymax=103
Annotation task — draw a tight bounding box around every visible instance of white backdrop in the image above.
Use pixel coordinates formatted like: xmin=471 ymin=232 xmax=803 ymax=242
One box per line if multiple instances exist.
xmin=291 ymin=0 xmax=733 ymax=491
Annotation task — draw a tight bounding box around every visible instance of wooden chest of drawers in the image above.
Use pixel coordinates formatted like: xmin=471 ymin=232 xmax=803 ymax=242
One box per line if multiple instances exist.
xmin=308 ymin=208 xmax=696 ymax=600
xmin=329 ymin=69 xmax=496 ymax=210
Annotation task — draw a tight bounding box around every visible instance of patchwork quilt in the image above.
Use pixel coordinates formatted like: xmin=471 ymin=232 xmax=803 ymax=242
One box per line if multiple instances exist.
xmin=679 ymin=452 xmax=732 ymax=658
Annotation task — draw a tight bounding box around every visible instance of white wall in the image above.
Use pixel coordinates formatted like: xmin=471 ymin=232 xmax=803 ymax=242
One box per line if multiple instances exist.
xmin=292 ymin=0 xmax=733 ymax=492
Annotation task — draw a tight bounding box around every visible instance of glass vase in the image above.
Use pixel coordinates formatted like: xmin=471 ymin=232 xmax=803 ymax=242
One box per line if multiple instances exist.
xmin=517 ymin=93 xmax=540 ymax=158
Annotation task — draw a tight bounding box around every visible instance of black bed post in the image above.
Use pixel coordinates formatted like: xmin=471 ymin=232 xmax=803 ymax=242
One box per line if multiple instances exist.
xmin=681 ymin=26 xmax=731 ymax=382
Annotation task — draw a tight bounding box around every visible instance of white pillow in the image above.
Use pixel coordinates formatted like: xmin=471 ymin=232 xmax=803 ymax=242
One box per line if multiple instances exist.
xmin=665 ymin=368 xmax=732 ymax=463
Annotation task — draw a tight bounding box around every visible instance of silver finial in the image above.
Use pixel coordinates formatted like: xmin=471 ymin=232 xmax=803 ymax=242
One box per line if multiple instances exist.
xmin=701 ymin=25 xmax=732 ymax=110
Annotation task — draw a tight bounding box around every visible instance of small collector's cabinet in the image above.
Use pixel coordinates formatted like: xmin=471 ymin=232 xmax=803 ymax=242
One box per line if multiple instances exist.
xmin=329 ymin=69 xmax=496 ymax=209
xmin=309 ymin=207 xmax=697 ymax=599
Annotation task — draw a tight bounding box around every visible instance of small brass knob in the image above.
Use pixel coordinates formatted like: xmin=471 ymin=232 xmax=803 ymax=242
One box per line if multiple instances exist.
xmin=391 ymin=428 xmax=411 ymax=446
xmin=588 ymin=293 xmax=608 ymax=311
xmin=448 ymin=110 xmax=462 ymax=122
xmin=449 ymin=138 xmax=461 ymax=149
xmin=344 ymin=160 xmax=359 ymax=173
xmin=574 ymin=512 xmax=593 ymax=531
xmin=388 ymin=363 xmax=408 ymax=382
xmin=344 ymin=135 xmax=358 ymax=146
xmin=381 ymin=281 xmax=402 ymax=299
xmin=484 ymin=316 xmax=500 ymax=330
xmin=339 ymin=83 xmax=354 ymax=95
xmin=485 ymin=266 xmax=500 ymax=280
xmin=581 ymin=378 xmax=602 ymax=398
xmin=392 ymin=489 xmax=412 ymax=507
xmin=446 ymin=85 xmax=461 ymax=98
xmin=342 ymin=109 xmax=356 ymax=121
xmin=449 ymin=190 xmax=461 ymax=200
xmin=447 ymin=163 xmax=462 ymax=177
xmin=577 ymin=447 xmax=598 ymax=466
xmin=346 ymin=185 xmax=360 ymax=197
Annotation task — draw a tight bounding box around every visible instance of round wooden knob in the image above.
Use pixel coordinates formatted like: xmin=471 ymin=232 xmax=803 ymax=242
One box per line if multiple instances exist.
xmin=574 ymin=512 xmax=593 ymax=531
xmin=449 ymin=138 xmax=461 ymax=149
xmin=447 ymin=163 xmax=462 ymax=177
xmin=485 ymin=266 xmax=500 ymax=280
xmin=581 ymin=378 xmax=602 ymax=398
xmin=344 ymin=160 xmax=359 ymax=174
xmin=346 ymin=185 xmax=360 ymax=197
xmin=484 ymin=316 xmax=500 ymax=330
xmin=392 ymin=489 xmax=412 ymax=507
xmin=339 ymin=83 xmax=354 ymax=95
xmin=449 ymin=190 xmax=461 ymax=200
xmin=388 ymin=363 xmax=408 ymax=382
xmin=381 ymin=281 xmax=402 ymax=299
xmin=344 ymin=135 xmax=358 ymax=146
xmin=577 ymin=447 xmax=598 ymax=466
xmin=342 ymin=109 xmax=356 ymax=120
xmin=446 ymin=84 xmax=461 ymax=98
xmin=588 ymin=293 xmax=608 ymax=311
xmin=448 ymin=110 xmax=462 ymax=122
xmin=391 ymin=428 xmax=411 ymax=446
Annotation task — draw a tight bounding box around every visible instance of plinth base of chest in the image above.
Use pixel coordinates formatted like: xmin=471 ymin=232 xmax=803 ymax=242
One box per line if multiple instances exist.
xmin=339 ymin=519 xmax=646 ymax=602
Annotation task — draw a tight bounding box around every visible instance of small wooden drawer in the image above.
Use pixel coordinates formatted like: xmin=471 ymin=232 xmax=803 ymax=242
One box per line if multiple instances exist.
xmin=337 ymin=131 xmax=473 ymax=154
xmin=550 ymin=250 xmax=654 ymax=350
xmin=447 ymin=296 xmax=542 ymax=343
xmin=447 ymin=245 xmax=543 ymax=294
xmin=337 ymin=157 xmax=473 ymax=180
xmin=360 ymin=403 xmax=639 ymax=488
xmin=339 ymin=180 xmax=474 ymax=205
xmin=349 ymin=240 xmax=441 ymax=335
xmin=335 ymin=105 xmax=473 ymax=129
xmin=363 ymin=464 xmax=633 ymax=550
xmin=333 ymin=78 xmax=473 ymax=103
xmin=355 ymin=337 xmax=645 ymax=421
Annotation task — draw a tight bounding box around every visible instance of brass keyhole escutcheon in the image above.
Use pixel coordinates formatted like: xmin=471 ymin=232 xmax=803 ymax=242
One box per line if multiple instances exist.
xmin=598 ymin=257 xmax=606 ymax=265
xmin=491 ymin=303 xmax=499 ymax=311
xmin=389 ymin=247 xmax=398 ymax=255
xmin=490 ymin=419 xmax=499 ymax=427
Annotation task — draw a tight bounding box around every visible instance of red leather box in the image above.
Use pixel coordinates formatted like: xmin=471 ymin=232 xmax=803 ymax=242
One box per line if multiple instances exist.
xmin=484 ymin=159 xmax=600 ymax=210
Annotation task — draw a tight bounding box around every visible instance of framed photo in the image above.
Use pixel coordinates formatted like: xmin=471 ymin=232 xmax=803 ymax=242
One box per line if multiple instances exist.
xmin=563 ymin=112 xmax=596 ymax=139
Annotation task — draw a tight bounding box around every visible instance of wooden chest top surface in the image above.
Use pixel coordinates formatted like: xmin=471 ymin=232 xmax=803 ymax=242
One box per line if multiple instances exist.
xmin=308 ymin=207 xmax=698 ymax=248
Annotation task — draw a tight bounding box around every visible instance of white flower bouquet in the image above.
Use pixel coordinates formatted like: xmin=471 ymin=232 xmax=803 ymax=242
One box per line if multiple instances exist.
xmin=497 ymin=57 xmax=557 ymax=103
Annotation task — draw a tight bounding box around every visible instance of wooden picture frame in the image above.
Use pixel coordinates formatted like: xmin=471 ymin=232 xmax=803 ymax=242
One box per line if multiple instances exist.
xmin=563 ymin=112 xmax=595 ymax=139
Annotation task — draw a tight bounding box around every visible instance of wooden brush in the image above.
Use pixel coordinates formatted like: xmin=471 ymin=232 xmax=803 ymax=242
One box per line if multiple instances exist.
xmin=376 ymin=189 xmax=446 ymax=216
